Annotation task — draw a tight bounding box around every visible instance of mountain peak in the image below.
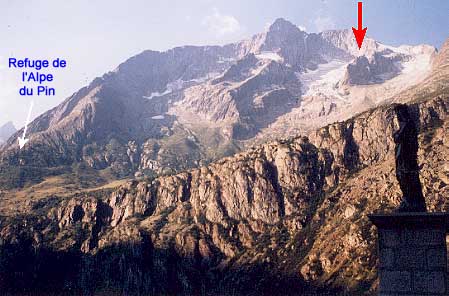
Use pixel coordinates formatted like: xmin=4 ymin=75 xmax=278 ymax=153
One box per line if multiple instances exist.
xmin=268 ymin=18 xmax=300 ymax=33
xmin=0 ymin=121 xmax=16 ymax=144
xmin=0 ymin=121 xmax=15 ymax=129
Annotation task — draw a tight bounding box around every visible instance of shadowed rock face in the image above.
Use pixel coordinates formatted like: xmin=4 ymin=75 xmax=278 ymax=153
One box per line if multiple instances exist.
xmin=343 ymin=53 xmax=402 ymax=85
xmin=1 ymin=93 xmax=447 ymax=295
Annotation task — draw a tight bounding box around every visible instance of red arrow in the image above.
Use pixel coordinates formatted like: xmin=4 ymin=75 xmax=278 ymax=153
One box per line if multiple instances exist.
xmin=352 ymin=1 xmax=367 ymax=49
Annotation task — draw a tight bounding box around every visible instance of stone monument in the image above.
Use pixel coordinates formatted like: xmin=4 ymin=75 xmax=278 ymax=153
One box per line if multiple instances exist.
xmin=368 ymin=104 xmax=448 ymax=295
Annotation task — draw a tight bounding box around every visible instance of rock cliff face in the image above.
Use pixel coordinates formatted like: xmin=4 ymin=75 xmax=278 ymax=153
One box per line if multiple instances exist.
xmin=1 ymin=92 xmax=447 ymax=295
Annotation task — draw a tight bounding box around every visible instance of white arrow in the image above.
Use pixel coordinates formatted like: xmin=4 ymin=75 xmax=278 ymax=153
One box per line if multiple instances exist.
xmin=18 ymin=100 xmax=34 ymax=149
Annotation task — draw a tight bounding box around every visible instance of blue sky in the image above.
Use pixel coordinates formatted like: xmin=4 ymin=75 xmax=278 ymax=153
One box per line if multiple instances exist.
xmin=0 ymin=0 xmax=448 ymax=127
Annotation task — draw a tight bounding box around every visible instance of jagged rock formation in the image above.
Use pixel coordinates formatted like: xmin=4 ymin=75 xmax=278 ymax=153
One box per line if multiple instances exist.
xmin=342 ymin=53 xmax=401 ymax=85
xmin=1 ymin=91 xmax=447 ymax=295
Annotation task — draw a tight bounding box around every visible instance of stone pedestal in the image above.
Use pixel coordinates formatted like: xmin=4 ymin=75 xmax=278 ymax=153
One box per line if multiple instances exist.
xmin=369 ymin=213 xmax=449 ymax=296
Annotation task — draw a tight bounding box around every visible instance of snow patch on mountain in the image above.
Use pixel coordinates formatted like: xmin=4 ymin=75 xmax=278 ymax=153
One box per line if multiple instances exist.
xmin=144 ymin=89 xmax=173 ymax=100
xmin=144 ymin=73 xmax=222 ymax=100
xmin=256 ymin=52 xmax=284 ymax=63
xmin=300 ymin=60 xmax=348 ymax=98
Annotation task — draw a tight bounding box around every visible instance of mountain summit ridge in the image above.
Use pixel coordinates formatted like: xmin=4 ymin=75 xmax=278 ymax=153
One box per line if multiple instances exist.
xmin=0 ymin=18 xmax=439 ymax=179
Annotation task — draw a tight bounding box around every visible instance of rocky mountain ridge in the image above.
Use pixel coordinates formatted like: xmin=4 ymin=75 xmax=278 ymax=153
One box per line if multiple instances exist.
xmin=1 ymin=88 xmax=447 ymax=294
xmin=0 ymin=19 xmax=438 ymax=182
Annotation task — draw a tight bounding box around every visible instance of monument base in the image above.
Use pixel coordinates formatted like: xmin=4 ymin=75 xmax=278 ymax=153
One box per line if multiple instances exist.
xmin=368 ymin=212 xmax=449 ymax=295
